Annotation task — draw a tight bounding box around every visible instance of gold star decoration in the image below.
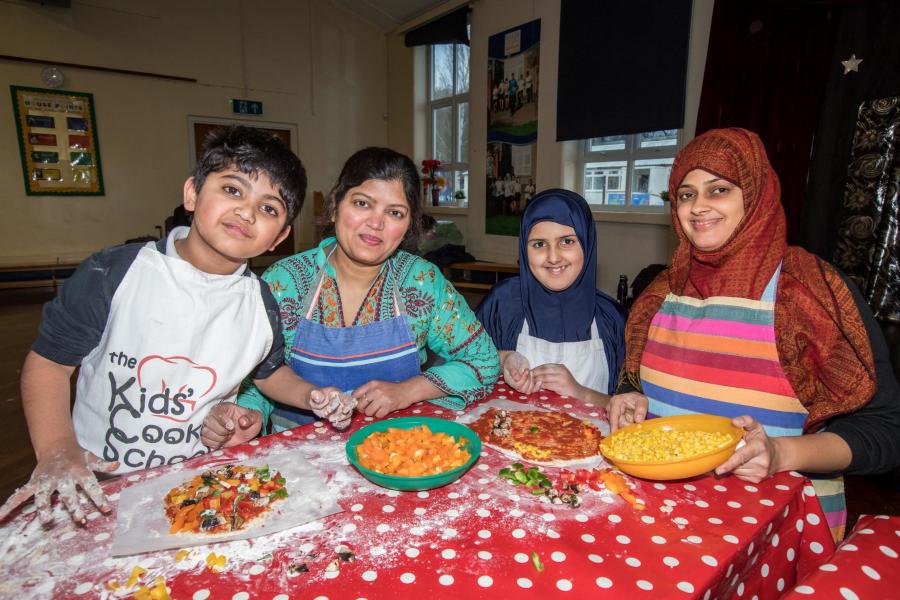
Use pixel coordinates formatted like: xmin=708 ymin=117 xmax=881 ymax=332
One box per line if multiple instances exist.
xmin=841 ymin=54 xmax=863 ymax=75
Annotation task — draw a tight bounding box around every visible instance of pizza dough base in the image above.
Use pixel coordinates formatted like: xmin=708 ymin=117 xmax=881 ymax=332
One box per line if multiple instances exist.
xmin=482 ymin=440 xmax=605 ymax=467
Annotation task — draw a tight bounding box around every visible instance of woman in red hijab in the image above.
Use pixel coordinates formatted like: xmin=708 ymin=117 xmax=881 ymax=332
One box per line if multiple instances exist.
xmin=610 ymin=128 xmax=900 ymax=540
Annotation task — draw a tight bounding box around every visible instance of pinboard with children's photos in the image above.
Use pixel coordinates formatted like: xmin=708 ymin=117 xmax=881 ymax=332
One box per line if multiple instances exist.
xmin=10 ymin=85 xmax=104 ymax=195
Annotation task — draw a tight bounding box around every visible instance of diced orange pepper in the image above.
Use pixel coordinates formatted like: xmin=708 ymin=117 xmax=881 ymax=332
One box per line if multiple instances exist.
xmin=356 ymin=425 xmax=470 ymax=476
xmin=596 ymin=469 xmax=645 ymax=510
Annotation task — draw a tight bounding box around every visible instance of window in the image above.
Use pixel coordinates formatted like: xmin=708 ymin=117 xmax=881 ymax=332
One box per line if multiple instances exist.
xmin=580 ymin=129 xmax=679 ymax=209
xmin=428 ymin=41 xmax=469 ymax=206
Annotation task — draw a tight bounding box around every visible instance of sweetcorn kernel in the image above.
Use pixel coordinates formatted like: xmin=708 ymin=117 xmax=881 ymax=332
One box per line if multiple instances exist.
xmin=206 ymin=552 xmax=228 ymax=569
xmin=602 ymin=426 xmax=733 ymax=462
xmin=125 ymin=566 xmax=147 ymax=588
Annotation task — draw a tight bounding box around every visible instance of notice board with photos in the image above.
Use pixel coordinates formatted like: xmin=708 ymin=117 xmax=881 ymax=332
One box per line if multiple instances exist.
xmin=10 ymin=85 xmax=104 ymax=196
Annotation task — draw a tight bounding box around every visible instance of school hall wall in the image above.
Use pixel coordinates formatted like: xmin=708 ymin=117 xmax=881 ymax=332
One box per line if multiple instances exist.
xmin=0 ymin=0 xmax=388 ymax=266
xmin=386 ymin=0 xmax=714 ymax=296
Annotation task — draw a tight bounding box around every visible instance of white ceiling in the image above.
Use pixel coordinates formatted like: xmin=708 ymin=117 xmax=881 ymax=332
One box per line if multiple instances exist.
xmin=332 ymin=0 xmax=453 ymax=31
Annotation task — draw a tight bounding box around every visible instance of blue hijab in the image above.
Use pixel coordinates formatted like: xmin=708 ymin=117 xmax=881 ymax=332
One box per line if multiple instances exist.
xmin=475 ymin=189 xmax=625 ymax=393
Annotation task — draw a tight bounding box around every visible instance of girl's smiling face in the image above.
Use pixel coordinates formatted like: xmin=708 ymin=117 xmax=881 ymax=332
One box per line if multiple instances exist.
xmin=526 ymin=220 xmax=584 ymax=291
xmin=675 ymin=169 xmax=746 ymax=252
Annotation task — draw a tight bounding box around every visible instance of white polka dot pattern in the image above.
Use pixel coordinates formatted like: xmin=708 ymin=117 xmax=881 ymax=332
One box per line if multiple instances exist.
xmin=1 ymin=390 xmax=841 ymax=599
xmin=781 ymin=514 xmax=899 ymax=599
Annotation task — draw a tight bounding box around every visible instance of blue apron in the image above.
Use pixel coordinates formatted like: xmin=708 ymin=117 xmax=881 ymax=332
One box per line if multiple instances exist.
xmin=270 ymin=246 xmax=422 ymax=432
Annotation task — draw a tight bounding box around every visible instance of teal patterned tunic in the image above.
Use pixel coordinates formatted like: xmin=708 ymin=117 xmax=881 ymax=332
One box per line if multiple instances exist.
xmin=238 ymin=237 xmax=500 ymax=424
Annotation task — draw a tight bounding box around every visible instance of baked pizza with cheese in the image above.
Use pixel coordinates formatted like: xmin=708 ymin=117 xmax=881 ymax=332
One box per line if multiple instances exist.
xmin=164 ymin=464 xmax=288 ymax=535
xmin=469 ymin=408 xmax=604 ymax=465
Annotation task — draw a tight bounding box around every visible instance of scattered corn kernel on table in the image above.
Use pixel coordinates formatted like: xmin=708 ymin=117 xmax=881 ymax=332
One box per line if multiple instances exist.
xmin=0 ymin=384 xmax=835 ymax=599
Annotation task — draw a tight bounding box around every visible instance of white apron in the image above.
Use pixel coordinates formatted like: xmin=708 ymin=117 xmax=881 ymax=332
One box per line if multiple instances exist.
xmin=515 ymin=318 xmax=609 ymax=394
xmin=72 ymin=234 xmax=274 ymax=473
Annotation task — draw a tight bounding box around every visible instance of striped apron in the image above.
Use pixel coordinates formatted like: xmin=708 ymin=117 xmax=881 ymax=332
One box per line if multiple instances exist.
xmin=270 ymin=248 xmax=421 ymax=432
xmin=640 ymin=264 xmax=846 ymax=541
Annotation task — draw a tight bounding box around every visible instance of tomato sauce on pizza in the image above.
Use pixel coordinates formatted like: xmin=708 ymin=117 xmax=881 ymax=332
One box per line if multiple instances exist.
xmin=164 ymin=464 xmax=288 ymax=535
xmin=470 ymin=408 xmax=604 ymax=462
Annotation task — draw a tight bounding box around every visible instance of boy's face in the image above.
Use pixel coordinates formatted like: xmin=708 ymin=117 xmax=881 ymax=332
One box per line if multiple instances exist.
xmin=182 ymin=167 xmax=291 ymax=272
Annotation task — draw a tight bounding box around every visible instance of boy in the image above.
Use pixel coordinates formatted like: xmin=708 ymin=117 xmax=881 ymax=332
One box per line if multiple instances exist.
xmin=0 ymin=126 xmax=348 ymax=526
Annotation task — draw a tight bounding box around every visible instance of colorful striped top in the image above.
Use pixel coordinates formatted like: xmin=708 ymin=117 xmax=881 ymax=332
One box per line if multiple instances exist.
xmin=642 ymin=269 xmax=808 ymax=438
xmin=640 ymin=265 xmax=846 ymax=540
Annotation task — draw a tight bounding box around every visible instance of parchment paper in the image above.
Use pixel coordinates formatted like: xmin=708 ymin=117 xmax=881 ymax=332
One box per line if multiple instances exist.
xmin=111 ymin=448 xmax=341 ymax=556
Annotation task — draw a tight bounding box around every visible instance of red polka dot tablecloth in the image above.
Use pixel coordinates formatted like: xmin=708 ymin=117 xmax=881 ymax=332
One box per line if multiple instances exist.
xmin=782 ymin=514 xmax=900 ymax=600
xmin=0 ymin=385 xmax=835 ymax=599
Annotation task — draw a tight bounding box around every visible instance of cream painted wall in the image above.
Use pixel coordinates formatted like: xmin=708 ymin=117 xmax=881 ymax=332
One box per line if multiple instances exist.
xmin=387 ymin=0 xmax=714 ymax=295
xmin=0 ymin=0 xmax=388 ymax=265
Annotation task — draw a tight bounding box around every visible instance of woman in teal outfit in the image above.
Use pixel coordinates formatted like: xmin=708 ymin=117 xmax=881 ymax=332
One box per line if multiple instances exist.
xmin=201 ymin=147 xmax=500 ymax=447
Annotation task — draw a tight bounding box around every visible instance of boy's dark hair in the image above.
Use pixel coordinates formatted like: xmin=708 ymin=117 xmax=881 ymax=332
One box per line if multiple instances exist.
xmin=193 ymin=126 xmax=307 ymax=223
xmin=324 ymin=147 xmax=422 ymax=247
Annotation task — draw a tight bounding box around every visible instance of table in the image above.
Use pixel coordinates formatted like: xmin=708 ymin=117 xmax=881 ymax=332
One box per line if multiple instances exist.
xmin=782 ymin=514 xmax=900 ymax=599
xmin=0 ymin=260 xmax=79 ymax=291
xmin=0 ymin=383 xmax=835 ymax=599
xmin=443 ymin=261 xmax=517 ymax=292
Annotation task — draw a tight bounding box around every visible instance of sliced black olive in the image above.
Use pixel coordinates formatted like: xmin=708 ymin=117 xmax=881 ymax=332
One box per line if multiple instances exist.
xmin=288 ymin=562 xmax=309 ymax=574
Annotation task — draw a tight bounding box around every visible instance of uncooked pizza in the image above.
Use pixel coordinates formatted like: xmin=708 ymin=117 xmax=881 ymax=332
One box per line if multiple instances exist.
xmin=469 ymin=408 xmax=604 ymax=465
xmin=164 ymin=464 xmax=288 ymax=534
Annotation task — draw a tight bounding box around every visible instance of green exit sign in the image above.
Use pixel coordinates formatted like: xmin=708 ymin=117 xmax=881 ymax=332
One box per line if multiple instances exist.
xmin=231 ymin=99 xmax=263 ymax=115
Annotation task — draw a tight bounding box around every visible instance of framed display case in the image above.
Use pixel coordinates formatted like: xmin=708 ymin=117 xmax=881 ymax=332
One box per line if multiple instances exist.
xmin=10 ymin=85 xmax=104 ymax=195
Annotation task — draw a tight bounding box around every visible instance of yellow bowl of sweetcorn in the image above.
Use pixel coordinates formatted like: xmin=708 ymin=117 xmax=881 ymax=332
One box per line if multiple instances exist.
xmin=599 ymin=414 xmax=743 ymax=481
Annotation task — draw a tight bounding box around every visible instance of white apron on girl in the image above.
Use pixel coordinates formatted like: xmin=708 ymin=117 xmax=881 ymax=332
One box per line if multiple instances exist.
xmin=515 ymin=318 xmax=609 ymax=394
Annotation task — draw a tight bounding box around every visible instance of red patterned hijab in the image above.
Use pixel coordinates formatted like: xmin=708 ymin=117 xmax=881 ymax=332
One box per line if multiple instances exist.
xmin=666 ymin=128 xmax=786 ymax=299
xmin=623 ymin=128 xmax=875 ymax=430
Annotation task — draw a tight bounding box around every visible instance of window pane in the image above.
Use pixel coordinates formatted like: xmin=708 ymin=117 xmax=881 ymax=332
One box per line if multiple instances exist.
xmin=455 ymin=44 xmax=470 ymax=94
xmin=454 ymin=170 xmax=468 ymax=205
xmin=457 ymin=102 xmax=468 ymax=163
xmin=587 ymin=136 xmax=627 ymax=152
xmin=584 ymin=161 xmax=627 ymax=205
xmin=639 ymin=129 xmax=678 ymax=148
xmin=431 ymin=45 xmax=454 ymax=100
xmin=631 ymin=157 xmax=674 ymax=205
xmin=432 ymin=106 xmax=453 ymax=163
xmin=433 ymin=169 xmax=452 ymax=205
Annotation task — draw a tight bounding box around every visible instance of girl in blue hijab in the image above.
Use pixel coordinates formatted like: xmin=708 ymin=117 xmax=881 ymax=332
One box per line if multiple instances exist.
xmin=476 ymin=189 xmax=625 ymax=403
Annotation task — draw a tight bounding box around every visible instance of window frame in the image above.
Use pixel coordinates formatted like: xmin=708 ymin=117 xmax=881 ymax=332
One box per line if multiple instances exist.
xmin=427 ymin=42 xmax=469 ymax=208
xmin=578 ymin=130 xmax=682 ymax=212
